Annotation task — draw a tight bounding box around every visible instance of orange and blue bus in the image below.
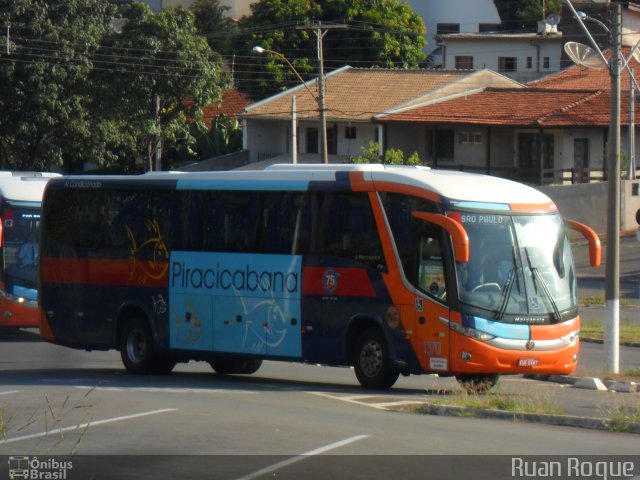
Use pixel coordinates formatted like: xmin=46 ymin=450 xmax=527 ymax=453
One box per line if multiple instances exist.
xmin=39 ymin=165 xmax=600 ymax=390
xmin=0 ymin=172 xmax=59 ymax=328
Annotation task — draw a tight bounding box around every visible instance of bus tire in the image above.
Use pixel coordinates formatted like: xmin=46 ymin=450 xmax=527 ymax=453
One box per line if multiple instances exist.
xmin=241 ymin=359 xmax=263 ymax=374
xmin=120 ymin=316 xmax=173 ymax=374
xmin=455 ymin=374 xmax=499 ymax=393
xmin=353 ymin=328 xmax=399 ymax=390
xmin=208 ymin=358 xmax=247 ymax=375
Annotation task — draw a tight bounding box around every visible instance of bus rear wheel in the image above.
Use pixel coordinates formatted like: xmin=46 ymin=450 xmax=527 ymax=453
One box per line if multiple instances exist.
xmin=120 ymin=316 xmax=176 ymax=374
xmin=353 ymin=328 xmax=399 ymax=390
xmin=455 ymin=374 xmax=499 ymax=393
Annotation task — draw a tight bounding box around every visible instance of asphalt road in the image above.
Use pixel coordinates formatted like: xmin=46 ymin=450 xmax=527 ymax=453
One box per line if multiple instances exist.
xmin=1 ymin=334 xmax=639 ymax=461
xmin=0 ymin=237 xmax=638 ymax=479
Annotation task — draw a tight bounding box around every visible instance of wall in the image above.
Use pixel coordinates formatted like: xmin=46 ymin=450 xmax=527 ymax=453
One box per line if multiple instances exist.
xmin=442 ymin=37 xmax=561 ymax=83
xmin=403 ymin=0 xmax=501 ymax=56
xmin=539 ymin=180 xmax=640 ymax=236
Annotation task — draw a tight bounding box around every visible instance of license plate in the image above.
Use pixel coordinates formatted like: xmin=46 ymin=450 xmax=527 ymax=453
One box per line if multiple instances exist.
xmin=518 ymin=357 xmax=539 ymax=367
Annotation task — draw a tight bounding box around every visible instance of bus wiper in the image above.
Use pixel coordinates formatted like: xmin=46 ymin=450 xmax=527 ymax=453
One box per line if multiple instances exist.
xmin=495 ymin=267 xmax=515 ymax=320
xmin=495 ymin=248 xmax=519 ymax=320
xmin=524 ymin=247 xmax=561 ymax=322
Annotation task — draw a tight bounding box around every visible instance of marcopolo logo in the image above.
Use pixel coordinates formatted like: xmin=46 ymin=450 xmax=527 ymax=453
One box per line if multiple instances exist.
xmin=8 ymin=456 xmax=73 ymax=480
xmin=170 ymin=252 xmax=301 ymax=297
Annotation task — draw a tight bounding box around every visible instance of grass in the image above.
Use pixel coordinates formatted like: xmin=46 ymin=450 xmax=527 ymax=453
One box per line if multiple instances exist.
xmin=599 ymin=402 xmax=640 ymax=432
xmin=1 ymin=388 xmax=95 ymax=453
xmin=580 ymin=296 xmax=637 ymax=307
xmin=427 ymin=388 xmax=565 ymax=416
xmin=580 ymin=321 xmax=640 ymax=346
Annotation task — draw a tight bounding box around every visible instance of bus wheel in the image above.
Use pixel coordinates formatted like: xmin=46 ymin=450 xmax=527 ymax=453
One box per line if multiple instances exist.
xmin=455 ymin=374 xmax=499 ymax=393
xmin=208 ymin=358 xmax=247 ymax=375
xmin=353 ymin=328 xmax=399 ymax=390
xmin=120 ymin=316 xmax=171 ymax=374
xmin=241 ymin=359 xmax=263 ymax=374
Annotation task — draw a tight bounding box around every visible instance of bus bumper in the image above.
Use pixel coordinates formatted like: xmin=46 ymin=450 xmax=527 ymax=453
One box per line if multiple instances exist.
xmin=449 ymin=332 xmax=580 ymax=376
xmin=0 ymin=298 xmax=39 ymax=328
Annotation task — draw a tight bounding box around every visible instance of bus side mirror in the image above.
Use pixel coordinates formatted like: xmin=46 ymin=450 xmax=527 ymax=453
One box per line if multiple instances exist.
xmin=564 ymin=219 xmax=601 ymax=267
xmin=412 ymin=212 xmax=469 ymax=263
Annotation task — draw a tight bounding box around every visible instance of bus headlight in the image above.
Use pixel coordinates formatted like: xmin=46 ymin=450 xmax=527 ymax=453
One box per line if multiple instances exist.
xmin=447 ymin=320 xmax=495 ymax=342
xmin=560 ymin=331 xmax=579 ymax=346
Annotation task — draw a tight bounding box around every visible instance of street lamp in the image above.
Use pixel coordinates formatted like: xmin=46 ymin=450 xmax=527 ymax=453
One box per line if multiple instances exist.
xmin=253 ymin=46 xmax=329 ymax=164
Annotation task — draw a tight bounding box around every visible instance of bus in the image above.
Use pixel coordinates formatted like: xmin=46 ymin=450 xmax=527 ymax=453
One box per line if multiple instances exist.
xmin=39 ymin=165 xmax=600 ymax=390
xmin=0 ymin=172 xmax=60 ymax=328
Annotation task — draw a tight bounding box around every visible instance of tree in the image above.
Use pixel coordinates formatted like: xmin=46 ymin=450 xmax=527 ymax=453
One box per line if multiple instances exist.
xmin=494 ymin=0 xmax=545 ymax=31
xmin=234 ymin=0 xmax=426 ymax=99
xmin=93 ymin=3 xmax=230 ymax=171
xmin=191 ymin=0 xmax=237 ymax=55
xmin=0 ymin=0 xmax=116 ymax=171
xmin=350 ymin=142 xmax=422 ymax=165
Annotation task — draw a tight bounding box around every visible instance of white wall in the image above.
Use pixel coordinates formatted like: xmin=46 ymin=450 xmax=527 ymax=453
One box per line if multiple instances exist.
xmin=442 ymin=37 xmax=562 ymax=83
xmin=402 ymin=0 xmax=501 ymax=54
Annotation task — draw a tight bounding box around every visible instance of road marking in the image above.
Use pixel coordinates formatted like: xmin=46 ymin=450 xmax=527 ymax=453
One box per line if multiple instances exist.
xmin=0 ymin=390 xmax=22 ymax=396
xmin=0 ymin=408 xmax=178 ymax=445
xmin=368 ymin=400 xmax=424 ymax=409
xmin=75 ymin=386 xmax=259 ymax=394
xmin=235 ymin=434 xmax=370 ymax=480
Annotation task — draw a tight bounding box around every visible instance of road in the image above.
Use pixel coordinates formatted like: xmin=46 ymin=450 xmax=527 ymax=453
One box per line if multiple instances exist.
xmin=0 ymin=237 xmax=638 ymax=479
xmin=1 ymin=331 xmax=639 ymax=480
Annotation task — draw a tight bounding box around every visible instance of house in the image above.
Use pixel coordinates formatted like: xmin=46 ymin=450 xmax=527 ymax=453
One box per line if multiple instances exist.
xmin=434 ymin=30 xmax=563 ymax=83
xmin=240 ymin=67 xmax=523 ymax=166
xmin=374 ymin=48 xmax=640 ymax=185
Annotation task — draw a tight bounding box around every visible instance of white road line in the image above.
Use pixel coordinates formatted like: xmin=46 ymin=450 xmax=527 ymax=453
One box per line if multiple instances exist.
xmin=308 ymin=391 xmax=389 ymax=410
xmin=0 ymin=390 xmax=22 ymax=396
xmin=368 ymin=400 xmax=424 ymax=409
xmin=235 ymin=434 xmax=370 ymax=480
xmin=0 ymin=408 xmax=178 ymax=445
xmin=75 ymin=386 xmax=259 ymax=394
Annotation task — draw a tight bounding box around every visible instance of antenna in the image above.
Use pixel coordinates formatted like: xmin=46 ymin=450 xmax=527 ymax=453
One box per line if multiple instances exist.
xmin=564 ymin=41 xmax=607 ymax=69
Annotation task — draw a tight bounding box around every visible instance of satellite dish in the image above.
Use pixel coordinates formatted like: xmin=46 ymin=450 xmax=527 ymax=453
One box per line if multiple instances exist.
xmin=564 ymin=41 xmax=607 ymax=69
xmin=546 ymin=14 xmax=561 ymax=26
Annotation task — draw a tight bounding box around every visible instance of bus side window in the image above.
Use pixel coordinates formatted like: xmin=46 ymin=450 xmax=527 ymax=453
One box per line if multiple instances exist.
xmin=261 ymin=192 xmax=310 ymax=254
xmin=315 ymin=192 xmax=385 ymax=270
xmin=418 ymin=235 xmax=447 ymax=300
xmin=204 ymin=191 xmax=261 ymax=253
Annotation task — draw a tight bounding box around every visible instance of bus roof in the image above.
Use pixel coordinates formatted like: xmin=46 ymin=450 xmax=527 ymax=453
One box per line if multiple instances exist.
xmin=0 ymin=172 xmax=61 ymax=204
xmin=60 ymin=164 xmax=554 ymax=211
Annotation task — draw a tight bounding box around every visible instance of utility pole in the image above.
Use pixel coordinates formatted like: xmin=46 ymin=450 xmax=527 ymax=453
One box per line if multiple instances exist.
xmin=296 ymin=22 xmax=347 ymax=164
xmin=605 ymin=2 xmax=621 ymax=374
xmin=292 ymin=96 xmax=297 ymax=164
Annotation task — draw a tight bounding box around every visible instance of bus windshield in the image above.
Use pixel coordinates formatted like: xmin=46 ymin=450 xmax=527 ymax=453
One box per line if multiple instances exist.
xmin=2 ymin=204 xmax=40 ymax=300
xmin=453 ymin=211 xmax=576 ymax=323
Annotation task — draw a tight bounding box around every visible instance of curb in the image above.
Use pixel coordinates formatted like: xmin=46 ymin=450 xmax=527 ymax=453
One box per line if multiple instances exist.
xmin=528 ymin=374 xmax=639 ymax=393
xmin=417 ymin=403 xmax=640 ymax=434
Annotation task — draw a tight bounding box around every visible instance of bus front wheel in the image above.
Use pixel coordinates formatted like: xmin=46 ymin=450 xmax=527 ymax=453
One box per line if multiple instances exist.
xmin=120 ymin=316 xmax=175 ymax=374
xmin=353 ymin=328 xmax=399 ymax=390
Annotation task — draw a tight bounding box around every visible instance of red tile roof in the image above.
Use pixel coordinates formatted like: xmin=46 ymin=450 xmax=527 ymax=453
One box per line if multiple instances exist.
xmin=379 ymin=88 xmax=635 ymax=127
xmin=530 ymin=47 xmax=640 ymax=91
xmin=201 ymin=89 xmax=252 ymax=128
xmin=244 ymin=67 xmax=474 ymax=121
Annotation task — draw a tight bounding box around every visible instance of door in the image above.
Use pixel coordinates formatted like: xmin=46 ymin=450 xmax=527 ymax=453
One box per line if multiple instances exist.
xmin=574 ymin=138 xmax=589 ymax=183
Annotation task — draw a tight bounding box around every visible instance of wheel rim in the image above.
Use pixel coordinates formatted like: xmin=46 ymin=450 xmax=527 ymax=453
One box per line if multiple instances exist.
xmin=127 ymin=329 xmax=147 ymax=364
xmin=359 ymin=339 xmax=383 ymax=377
